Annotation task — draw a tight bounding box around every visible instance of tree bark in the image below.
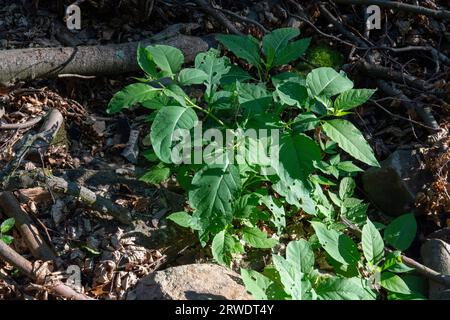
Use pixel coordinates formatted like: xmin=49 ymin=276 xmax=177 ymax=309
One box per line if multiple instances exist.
xmin=0 ymin=34 xmax=210 ymax=85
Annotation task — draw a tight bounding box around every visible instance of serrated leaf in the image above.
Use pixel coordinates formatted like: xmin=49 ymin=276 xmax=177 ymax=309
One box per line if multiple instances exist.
xmin=1 ymin=218 xmax=15 ymax=234
xmin=306 ymin=67 xmax=353 ymax=98
xmin=262 ymin=28 xmax=299 ymax=66
xmin=384 ymin=213 xmax=417 ymax=251
xmin=339 ymin=177 xmax=355 ymax=200
xmin=178 ymin=68 xmax=208 ymax=85
xmin=167 ymin=211 xmax=192 ymax=228
xmin=216 ymin=34 xmax=261 ymax=67
xmin=146 ymin=44 xmax=184 ymax=76
xmin=292 ymin=112 xmax=319 ymax=132
xmin=211 ymin=230 xmax=241 ymax=266
xmin=286 ymin=239 xmax=314 ymax=274
xmin=272 ymin=255 xmax=313 ymax=300
xmin=273 ymin=38 xmax=311 ymax=67
xmin=336 ymin=161 xmax=363 ymax=173
xmin=195 ymin=49 xmax=231 ymax=99
xmin=107 ymin=83 xmax=160 ymax=113
xmin=322 ymin=119 xmax=379 ymax=167
xmin=259 ymin=195 xmax=286 ymax=233
xmin=334 ymin=89 xmax=376 ymax=111
xmin=150 ymin=106 xmax=198 ymax=163
xmin=242 ymin=227 xmax=277 ymax=248
xmin=189 ymin=162 xmax=241 ymax=233
xmin=362 ymin=219 xmax=384 ymax=265
xmin=139 ymin=163 xmax=170 ymax=185
xmin=310 ymin=221 xmax=360 ymax=266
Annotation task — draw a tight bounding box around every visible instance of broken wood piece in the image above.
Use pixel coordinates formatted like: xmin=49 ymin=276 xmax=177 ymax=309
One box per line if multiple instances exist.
xmin=45 ymin=174 xmax=133 ymax=225
xmin=27 ymin=108 xmax=64 ymax=161
xmin=0 ymin=240 xmax=92 ymax=300
xmin=0 ymin=34 xmax=209 ymax=85
xmin=121 ymin=129 xmax=140 ymax=164
xmin=0 ymin=116 xmax=43 ymax=130
xmin=0 ymin=192 xmax=58 ymax=262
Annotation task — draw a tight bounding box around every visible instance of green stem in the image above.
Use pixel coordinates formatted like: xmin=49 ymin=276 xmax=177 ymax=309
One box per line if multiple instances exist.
xmin=186 ymin=98 xmax=229 ymax=129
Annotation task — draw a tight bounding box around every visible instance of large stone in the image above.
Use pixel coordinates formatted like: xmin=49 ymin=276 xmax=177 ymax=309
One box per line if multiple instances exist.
xmin=362 ymin=149 xmax=430 ymax=216
xmin=421 ymin=239 xmax=450 ymax=300
xmin=128 ymin=263 xmax=252 ymax=300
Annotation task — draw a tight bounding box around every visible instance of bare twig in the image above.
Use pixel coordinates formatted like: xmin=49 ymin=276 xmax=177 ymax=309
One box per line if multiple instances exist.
xmin=193 ymin=0 xmax=243 ymax=35
xmin=0 ymin=192 xmax=58 ymax=262
xmin=217 ymin=7 xmax=269 ymax=34
xmin=0 ymin=116 xmax=43 ymax=130
xmin=333 ymin=0 xmax=450 ymax=20
xmin=0 ymin=240 xmax=92 ymax=300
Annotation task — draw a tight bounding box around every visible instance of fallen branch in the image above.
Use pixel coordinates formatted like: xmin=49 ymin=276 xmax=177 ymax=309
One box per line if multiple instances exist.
xmin=333 ymin=0 xmax=450 ymax=20
xmin=193 ymin=0 xmax=243 ymax=36
xmin=0 ymin=240 xmax=92 ymax=300
xmin=0 ymin=34 xmax=209 ymax=85
xmin=0 ymin=116 xmax=43 ymax=130
xmin=0 ymin=192 xmax=58 ymax=262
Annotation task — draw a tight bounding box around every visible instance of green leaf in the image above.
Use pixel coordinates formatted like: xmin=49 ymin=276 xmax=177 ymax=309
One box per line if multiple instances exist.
xmin=150 ymin=106 xmax=198 ymax=163
xmin=220 ymin=65 xmax=253 ymax=85
xmin=362 ymin=219 xmax=384 ymax=265
xmin=137 ymin=44 xmax=157 ymax=77
xmin=316 ymin=277 xmax=376 ymax=300
xmin=380 ymin=272 xmax=412 ymax=294
xmin=306 ymin=67 xmax=353 ymax=98
xmin=178 ymin=68 xmax=208 ymax=85
xmin=262 ymin=28 xmax=299 ymax=66
xmin=146 ymin=44 xmax=184 ymax=76
xmin=195 ymin=49 xmax=231 ymax=99
xmin=107 ymin=83 xmax=160 ymax=113
xmin=334 ymin=89 xmax=376 ymax=111
xmin=189 ymin=162 xmax=241 ymax=233
xmin=276 ymin=133 xmax=322 ymax=182
xmin=236 ymin=82 xmax=272 ymax=115
xmin=0 ymin=218 xmax=15 ymax=234
xmin=240 ymin=269 xmax=272 ymax=300
xmin=139 ymin=163 xmax=170 ymax=185
xmin=216 ymin=34 xmax=261 ymax=67
xmin=339 ymin=177 xmax=355 ymax=200
xmin=310 ymin=221 xmax=360 ymax=266
xmin=286 ymin=239 xmax=314 ymax=274
xmin=1 ymin=235 xmax=13 ymax=245
xmin=274 ymin=38 xmax=311 ymax=67
xmin=337 ymin=161 xmax=363 ymax=173
xmin=259 ymin=195 xmax=286 ymax=233
xmin=167 ymin=211 xmax=192 ymax=228
xmin=242 ymin=227 xmax=277 ymax=249
xmin=322 ymin=119 xmax=379 ymax=167
xmin=384 ymin=213 xmax=417 ymax=251
xmin=272 ymin=255 xmax=313 ymax=300
xmin=211 ymin=230 xmax=242 ymax=266
xmin=276 ymin=81 xmax=308 ymax=108
xmin=292 ymin=113 xmax=319 ymax=133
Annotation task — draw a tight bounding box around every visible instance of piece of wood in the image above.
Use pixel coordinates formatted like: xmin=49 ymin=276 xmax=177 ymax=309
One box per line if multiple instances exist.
xmin=0 ymin=192 xmax=57 ymax=262
xmin=0 ymin=34 xmax=209 ymax=85
xmin=0 ymin=240 xmax=92 ymax=300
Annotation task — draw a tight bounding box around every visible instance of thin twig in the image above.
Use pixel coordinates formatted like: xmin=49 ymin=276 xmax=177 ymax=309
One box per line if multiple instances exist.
xmin=0 ymin=116 xmax=43 ymax=130
xmin=217 ymin=7 xmax=270 ymax=34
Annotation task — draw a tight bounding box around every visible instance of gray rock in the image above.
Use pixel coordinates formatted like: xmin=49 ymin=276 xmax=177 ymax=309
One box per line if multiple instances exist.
xmin=421 ymin=239 xmax=450 ymax=300
xmin=362 ymin=149 xmax=430 ymax=216
xmin=128 ymin=263 xmax=252 ymax=300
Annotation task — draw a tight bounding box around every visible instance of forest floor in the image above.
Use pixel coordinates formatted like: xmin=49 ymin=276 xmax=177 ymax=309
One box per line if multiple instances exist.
xmin=0 ymin=0 xmax=449 ymax=300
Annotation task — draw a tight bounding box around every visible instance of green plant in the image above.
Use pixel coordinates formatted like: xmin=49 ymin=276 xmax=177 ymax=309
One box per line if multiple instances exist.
xmin=242 ymin=214 xmax=424 ymax=300
xmin=107 ymin=28 xmax=412 ymax=300
xmin=0 ymin=218 xmax=15 ymax=244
